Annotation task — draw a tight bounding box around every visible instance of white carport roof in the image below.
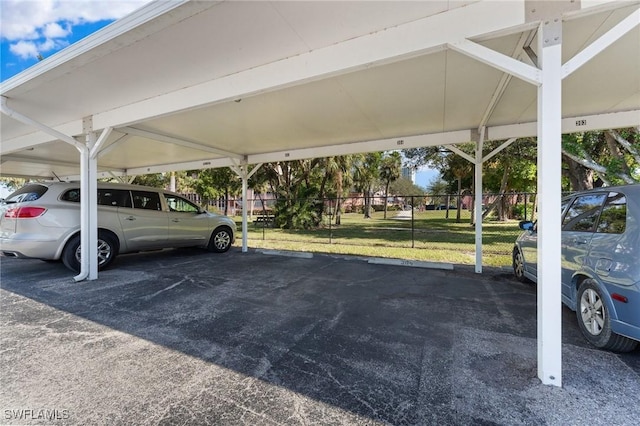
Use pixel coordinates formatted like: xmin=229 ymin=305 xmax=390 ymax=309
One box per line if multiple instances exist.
xmin=2 ymin=0 xmax=638 ymax=179
xmin=1 ymin=0 xmax=639 ymax=389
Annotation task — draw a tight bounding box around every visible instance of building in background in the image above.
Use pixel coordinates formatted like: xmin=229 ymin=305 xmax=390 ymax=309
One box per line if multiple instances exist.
xmin=401 ymin=166 xmax=416 ymax=184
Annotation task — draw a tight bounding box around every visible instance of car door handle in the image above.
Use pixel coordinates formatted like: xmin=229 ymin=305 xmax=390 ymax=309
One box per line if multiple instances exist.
xmin=125 ymin=216 xmax=136 ymax=221
xmin=172 ymin=218 xmax=180 ymax=223
xmin=573 ymin=238 xmax=588 ymax=245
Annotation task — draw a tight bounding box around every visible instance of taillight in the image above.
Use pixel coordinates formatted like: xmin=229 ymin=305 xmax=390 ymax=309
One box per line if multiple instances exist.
xmin=4 ymin=207 xmax=47 ymax=218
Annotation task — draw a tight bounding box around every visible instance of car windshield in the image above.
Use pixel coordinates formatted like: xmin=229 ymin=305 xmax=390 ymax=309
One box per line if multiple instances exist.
xmin=3 ymin=184 xmax=48 ymax=204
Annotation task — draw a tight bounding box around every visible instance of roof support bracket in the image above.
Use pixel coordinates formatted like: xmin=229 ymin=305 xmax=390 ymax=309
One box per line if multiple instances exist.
xmin=0 ymin=96 xmax=85 ymax=152
xmin=563 ymin=7 xmax=640 ymax=79
xmin=447 ymin=41 xmax=541 ymax=86
xmin=230 ymin=160 xmax=263 ymax=253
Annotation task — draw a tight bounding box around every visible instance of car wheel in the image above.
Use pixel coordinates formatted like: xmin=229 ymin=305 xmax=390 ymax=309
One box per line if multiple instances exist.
xmin=61 ymin=232 xmax=118 ymax=272
xmin=208 ymin=226 xmax=232 ymax=253
xmin=512 ymin=247 xmax=530 ymax=283
xmin=576 ymin=279 xmax=638 ymax=352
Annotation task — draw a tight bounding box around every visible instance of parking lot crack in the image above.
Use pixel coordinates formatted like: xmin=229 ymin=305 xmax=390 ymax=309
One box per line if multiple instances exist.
xmin=143 ymin=278 xmax=189 ymax=300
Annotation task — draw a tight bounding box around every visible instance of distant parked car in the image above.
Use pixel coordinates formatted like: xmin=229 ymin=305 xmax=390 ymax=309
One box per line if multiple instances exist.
xmin=0 ymin=182 xmax=236 ymax=272
xmin=513 ymin=184 xmax=640 ymax=352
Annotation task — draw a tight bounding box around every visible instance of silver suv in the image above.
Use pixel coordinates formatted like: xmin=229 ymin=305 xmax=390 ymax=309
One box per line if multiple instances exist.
xmin=0 ymin=182 xmax=236 ymax=272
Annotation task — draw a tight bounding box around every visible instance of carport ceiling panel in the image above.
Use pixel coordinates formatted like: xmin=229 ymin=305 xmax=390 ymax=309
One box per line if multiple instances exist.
xmin=140 ymin=78 xmax=384 ymax=154
xmin=334 ymin=52 xmax=448 ymax=137
xmin=1 ymin=159 xmax=78 ymax=179
xmin=97 ymin=136 xmax=224 ymax=170
xmin=563 ymin=28 xmax=640 ymax=116
xmin=486 ymin=77 xmax=537 ymax=128
xmin=1 ymin=140 xmax=80 ymax=178
xmin=270 ymin=1 xmax=474 ymax=51
xmin=442 ymin=50 xmax=509 ymax=131
xmin=1 ymin=0 xmax=477 ymax=143
xmin=0 ymin=1 xmax=312 ymax=141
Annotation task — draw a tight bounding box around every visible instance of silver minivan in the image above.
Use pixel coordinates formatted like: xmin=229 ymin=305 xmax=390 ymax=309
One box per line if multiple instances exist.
xmin=513 ymin=184 xmax=640 ymax=352
xmin=0 ymin=182 xmax=236 ymax=272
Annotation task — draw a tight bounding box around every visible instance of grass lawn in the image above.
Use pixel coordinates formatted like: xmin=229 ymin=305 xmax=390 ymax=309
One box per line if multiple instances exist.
xmin=234 ymin=210 xmax=521 ymax=267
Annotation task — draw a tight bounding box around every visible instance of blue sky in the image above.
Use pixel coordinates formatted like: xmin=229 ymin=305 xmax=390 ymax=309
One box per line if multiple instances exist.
xmin=1 ymin=0 xmax=151 ymax=82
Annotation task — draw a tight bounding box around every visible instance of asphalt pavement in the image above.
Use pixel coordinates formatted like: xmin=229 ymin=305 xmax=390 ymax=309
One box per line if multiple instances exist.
xmin=1 ymin=248 xmax=639 ymax=425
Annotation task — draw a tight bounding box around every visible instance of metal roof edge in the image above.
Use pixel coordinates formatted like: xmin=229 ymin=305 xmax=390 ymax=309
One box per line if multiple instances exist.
xmin=0 ymin=0 xmax=211 ymax=94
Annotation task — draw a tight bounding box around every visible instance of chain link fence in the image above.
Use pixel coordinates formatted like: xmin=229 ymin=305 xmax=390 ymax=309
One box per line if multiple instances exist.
xmin=227 ymin=192 xmax=537 ymax=267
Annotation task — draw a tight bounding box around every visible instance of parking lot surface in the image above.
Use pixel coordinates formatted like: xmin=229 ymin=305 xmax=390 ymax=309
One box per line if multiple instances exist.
xmin=1 ymin=248 xmax=639 ymax=425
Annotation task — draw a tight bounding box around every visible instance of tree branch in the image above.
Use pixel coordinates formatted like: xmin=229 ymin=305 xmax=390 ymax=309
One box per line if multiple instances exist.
xmin=608 ymin=129 xmax=640 ymax=164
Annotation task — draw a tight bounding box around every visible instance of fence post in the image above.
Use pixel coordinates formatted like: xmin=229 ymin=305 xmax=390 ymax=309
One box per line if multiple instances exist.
xmin=411 ymin=196 xmax=415 ymax=249
xmin=524 ymin=193 xmax=528 ymax=221
xmin=329 ymin=198 xmax=333 ymax=244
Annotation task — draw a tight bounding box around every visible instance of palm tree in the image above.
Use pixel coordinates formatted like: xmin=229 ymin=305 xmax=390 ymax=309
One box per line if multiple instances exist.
xmin=353 ymin=153 xmax=382 ymax=219
xmin=379 ymin=152 xmax=402 ymax=219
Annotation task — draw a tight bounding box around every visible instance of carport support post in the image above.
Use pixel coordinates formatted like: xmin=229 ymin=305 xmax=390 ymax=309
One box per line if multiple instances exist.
xmin=81 ymin=117 xmax=99 ymax=281
xmin=536 ymin=18 xmax=563 ymax=387
xmin=474 ymin=128 xmax=484 ymax=274
xmin=231 ymin=161 xmax=262 ymax=253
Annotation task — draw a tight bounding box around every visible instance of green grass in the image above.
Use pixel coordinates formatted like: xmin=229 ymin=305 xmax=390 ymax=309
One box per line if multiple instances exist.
xmin=233 ymin=210 xmax=521 ymax=267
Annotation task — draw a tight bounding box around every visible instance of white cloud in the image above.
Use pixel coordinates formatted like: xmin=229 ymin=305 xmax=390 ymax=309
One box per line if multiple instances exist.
xmin=9 ymin=40 xmax=40 ymax=60
xmin=1 ymin=0 xmax=151 ymax=40
xmin=43 ymin=22 xmax=71 ymax=39
xmin=1 ymin=0 xmax=151 ymax=64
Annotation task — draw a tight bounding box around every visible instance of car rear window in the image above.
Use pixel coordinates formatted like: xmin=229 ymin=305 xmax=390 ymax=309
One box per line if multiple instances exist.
xmin=60 ymin=188 xmax=133 ymax=208
xmin=99 ymin=189 xmax=132 ymax=208
xmin=3 ymin=184 xmax=48 ymax=203
xmin=596 ymin=192 xmax=626 ymax=234
xmin=562 ymin=193 xmax=607 ymax=232
xmin=132 ymin=191 xmax=162 ymax=211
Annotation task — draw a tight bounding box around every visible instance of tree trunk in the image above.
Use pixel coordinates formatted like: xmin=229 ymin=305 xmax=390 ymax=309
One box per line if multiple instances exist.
xmin=482 ymin=166 xmax=509 ymax=221
xmin=383 ymin=182 xmax=390 ymax=219
xmin=363 ymin=189 xmax=372 ymax=219
xmin=224 ymin=188 xmax=229 ymax=215
xmin=563 ymin=154 xmax=594 ymax=191
xmin=456 ymin=177 xmax=462 ymax=223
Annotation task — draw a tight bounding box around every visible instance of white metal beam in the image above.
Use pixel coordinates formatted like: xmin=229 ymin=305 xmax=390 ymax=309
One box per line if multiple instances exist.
xmin=248 ymin=130 xmax=472 ymax=164
xmin=483 ymin=138 xmax=518 ymax=163
xmin=447 ymin=40 xmax=541 ymax=86
xmin=445 ymin=144 xmax=476 ymax=164
xmin=89 ymin=127 xmax=113 ymax=159
xmin=1 ymin=97 xmax=85 ymax=152
xmin=53 ymin=109 xmax=640 ymax=182
xmin=487 ymin=110 xmax=640 ymax=140
xmin=230 ymin=162 xmax=262 ymax=254
xmin=563 ymin=7 xmax=640 ymax=79
xmin=125 ymin=157 xmax=237 ymax=177
xmin=95 ymin=133 xmax=131 ymax=159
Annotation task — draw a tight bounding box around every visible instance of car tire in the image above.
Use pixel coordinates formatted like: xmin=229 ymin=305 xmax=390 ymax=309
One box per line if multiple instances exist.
xmin=208 ymin=226 xmax=232 ymax=253
xmin=61 ymin=232 xmax=118 ymax=272
xmin=576 ymin=279 xmax=638 ymax=352
xmin=512 ymin=247 xmax=530 ymax=283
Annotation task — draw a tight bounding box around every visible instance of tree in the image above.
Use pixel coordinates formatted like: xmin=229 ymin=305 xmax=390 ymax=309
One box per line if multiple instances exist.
xmin=353 ymin=153 xmax=382 ymax=219
xmin=191 ymin=168 xmax=241 ymax=214
xmin=131 ymin=173 xmax=168 ymax=188
xmin=319 ymin=155 xmax=355 ymax=225
xmin=562 ymin=128 xmax=640 ymax=188
xmin=254 ymin=160 xmax=324 ymax=229
xmin=379 ymin=151 xmax=402 ymax=219
xmin=388 ymin=177 xmax=424 ymax=197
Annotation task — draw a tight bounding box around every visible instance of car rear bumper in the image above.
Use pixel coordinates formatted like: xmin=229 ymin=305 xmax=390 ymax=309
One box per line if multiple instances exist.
xmin=0 ymin=237 xmax=62 ymax=260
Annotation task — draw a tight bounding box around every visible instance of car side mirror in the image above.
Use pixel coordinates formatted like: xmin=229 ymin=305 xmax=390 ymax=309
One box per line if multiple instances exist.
xmin=519 ymin=220 xmax=534 ymax=231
